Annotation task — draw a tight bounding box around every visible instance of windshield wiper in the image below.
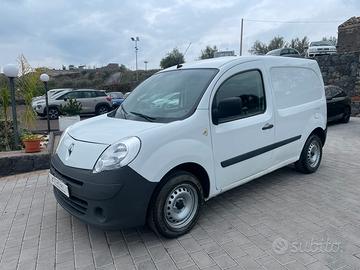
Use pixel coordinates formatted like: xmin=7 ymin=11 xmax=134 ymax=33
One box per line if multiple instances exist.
xmin=130 ymin=111 xmax=156 ymax=122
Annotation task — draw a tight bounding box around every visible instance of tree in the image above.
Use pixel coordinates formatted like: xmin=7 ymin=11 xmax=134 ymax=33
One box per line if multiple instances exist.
xmin=267 ymin=36 xmax=287 ymax=51
xmin=322 ymin=36 xmax=337 ymax=45
xmin=249 ymin=36 xmax=286 ymax=55
xmin=160 ymin=48 xmax=185 ymax=69
xmin=289 ymin=36 xmax=309 ymax=55
xmin=250 ymin=36 xmax=311 ymax=55
xmin=200 ymin=45 xmax=218 ymax=59
xmin=249 ymin=40 xmax=269 ymax=55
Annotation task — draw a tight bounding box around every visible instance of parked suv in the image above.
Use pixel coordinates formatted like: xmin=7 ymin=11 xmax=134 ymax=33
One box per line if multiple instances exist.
xmin=31 ymin=88 xmax=72 ymax=105
xmin=50 ymin=56 xmax=327 ymax=237
xmin=306 ymin=41 xmax=336 ymax=58
xmin=34 ymin=89 xmax=112 ymax=119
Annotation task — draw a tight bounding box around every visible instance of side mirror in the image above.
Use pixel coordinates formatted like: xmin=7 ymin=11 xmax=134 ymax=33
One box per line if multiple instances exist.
xmin=63 ymin=97 xmax=68 ymax=102
xmin=213 ymin=97 xmax=243 ymax=124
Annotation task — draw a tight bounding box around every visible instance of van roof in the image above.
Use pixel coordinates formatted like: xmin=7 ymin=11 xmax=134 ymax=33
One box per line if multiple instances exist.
xmin=162 ymin=56 xmax=317 ymax=71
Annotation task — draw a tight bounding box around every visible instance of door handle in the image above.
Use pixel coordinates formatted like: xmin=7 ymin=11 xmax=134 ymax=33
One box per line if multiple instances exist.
xmin=262 ymin=123 xmax=274 ymax=130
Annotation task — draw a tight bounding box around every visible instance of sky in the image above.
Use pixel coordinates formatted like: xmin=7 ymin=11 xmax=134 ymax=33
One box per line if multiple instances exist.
xmin=0 ymin=0 xmax=359 ymax=70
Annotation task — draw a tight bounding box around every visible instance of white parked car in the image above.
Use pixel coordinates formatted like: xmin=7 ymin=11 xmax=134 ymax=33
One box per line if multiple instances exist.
xmin=31 ymin=88 xmax=72 ymax=105
xmin=33 ymin=89 xmax=112 ymax=119
xmin=306 ymin=41 xmax=337 ymax=58
xmin=50 ymin=56 xmax=327 ymax=237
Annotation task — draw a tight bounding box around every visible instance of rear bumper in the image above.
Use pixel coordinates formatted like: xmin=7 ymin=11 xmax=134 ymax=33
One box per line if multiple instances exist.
xmin=50 ymin=154 xmax=157 ymax=229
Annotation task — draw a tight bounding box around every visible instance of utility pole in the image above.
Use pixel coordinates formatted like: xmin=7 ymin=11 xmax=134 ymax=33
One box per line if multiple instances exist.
xmin=240 ymin=18 xmax=244 ymax=56
xmin=131 ymin=36 xmax=140 ymax=80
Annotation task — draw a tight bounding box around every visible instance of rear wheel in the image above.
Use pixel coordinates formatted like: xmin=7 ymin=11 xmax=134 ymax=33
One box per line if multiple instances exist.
xmin=295 ymin=134 xmax=322 ymax=174
xmin=147 ymin=171 xmax=203 ymax=238
xmin=47 ymin=107 xmax=59 ymax=120
xmin=341 ymin=106 xmax=351 ymax=123
xmin=96 ymin=105 xmax=109 ymax=115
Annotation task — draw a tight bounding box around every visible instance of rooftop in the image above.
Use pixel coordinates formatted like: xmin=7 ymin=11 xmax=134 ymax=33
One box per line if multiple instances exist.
xmin=339 ymin=16 xmax=360 ymax=28
xmin=162 ymin=55 xmax=316 ymax=71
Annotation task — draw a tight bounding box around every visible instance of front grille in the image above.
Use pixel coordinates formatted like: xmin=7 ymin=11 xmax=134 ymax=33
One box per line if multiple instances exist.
xmin=51 ymin=165 xmax=83 ymax=186
xmin=54 ymin=188 xmax=88 ymax=215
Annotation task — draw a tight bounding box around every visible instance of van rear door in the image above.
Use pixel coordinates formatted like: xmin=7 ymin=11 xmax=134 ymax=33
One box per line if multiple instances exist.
xmin=210 ymin=62 xmax=275 ymax=190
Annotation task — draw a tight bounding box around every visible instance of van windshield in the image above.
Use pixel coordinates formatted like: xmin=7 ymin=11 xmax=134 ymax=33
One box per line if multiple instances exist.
xmin=111 ymin=68 xmax=218 ymax=123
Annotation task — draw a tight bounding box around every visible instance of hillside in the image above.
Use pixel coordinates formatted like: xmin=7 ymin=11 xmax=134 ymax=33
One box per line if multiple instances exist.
xmin=46 ymin=66 xmax=159 ymax=93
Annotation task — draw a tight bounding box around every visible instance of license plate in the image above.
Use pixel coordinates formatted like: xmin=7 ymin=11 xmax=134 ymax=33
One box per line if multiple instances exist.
xmin=49 ymin=173 xmax=69 ymax=197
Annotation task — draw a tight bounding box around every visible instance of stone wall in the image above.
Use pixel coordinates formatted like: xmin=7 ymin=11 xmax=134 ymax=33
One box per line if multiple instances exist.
xmin=337 ymin=17 xmax=360 ymax=53
xmin=314 ymin=52 xmax=360 ymax=115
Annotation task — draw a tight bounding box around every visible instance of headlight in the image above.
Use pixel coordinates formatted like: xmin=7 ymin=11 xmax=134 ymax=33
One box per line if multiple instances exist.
xmin=56 ymin=127 xmax=70 ymax=154
xmin=93 ymin=137 xmax=141 ymax=173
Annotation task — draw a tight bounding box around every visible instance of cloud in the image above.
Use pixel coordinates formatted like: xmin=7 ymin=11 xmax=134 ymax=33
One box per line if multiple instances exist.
xmin=0 ymin=0 xmax=358 ymax=70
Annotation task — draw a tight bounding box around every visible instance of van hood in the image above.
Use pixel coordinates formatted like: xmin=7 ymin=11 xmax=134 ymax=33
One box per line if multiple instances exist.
xmin=68 ymin=114 xmax=162 ymax=145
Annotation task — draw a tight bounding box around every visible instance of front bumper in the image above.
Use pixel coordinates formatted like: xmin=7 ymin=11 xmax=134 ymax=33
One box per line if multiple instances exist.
xmin=50 ymin=154 xmax=157 ymax=229
xmin=308 ymin=51 xmax=336 ymax=57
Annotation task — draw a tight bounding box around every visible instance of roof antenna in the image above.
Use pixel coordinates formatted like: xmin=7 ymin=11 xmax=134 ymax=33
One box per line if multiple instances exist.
xmin=177 ymin=42 xmax=191 ymax=69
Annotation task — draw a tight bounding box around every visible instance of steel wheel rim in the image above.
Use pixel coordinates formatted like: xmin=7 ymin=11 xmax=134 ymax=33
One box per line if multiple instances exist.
xmin=98 ymin=106 xmax=107 ymax=114
xmin=307 ymin=140 xmax=320 ymax=168
xmin=164 ymin=183 xmax=198 ymax=229
xmin=48 ymin=109 xmax=58 ymax=119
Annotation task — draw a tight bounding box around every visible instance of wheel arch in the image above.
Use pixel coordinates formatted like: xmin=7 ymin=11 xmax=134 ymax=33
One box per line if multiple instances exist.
xmin=309 ymin=127 xmax=326 ymax=146
xmin=154 ymin=162 xmax=210 ymax=199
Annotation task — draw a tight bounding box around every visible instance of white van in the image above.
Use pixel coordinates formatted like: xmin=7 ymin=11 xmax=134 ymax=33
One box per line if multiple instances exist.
xmin=50 ymin=56 xmax=327 ymax=238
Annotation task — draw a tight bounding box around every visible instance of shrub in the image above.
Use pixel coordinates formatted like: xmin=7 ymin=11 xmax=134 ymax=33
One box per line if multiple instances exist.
xmin=0 ymin=120 xmax=16 ymax=151
xmin=59 ymin=98 xmax=82 ymax=116
xmin=21 ymin=131 xmax=43 ymax=141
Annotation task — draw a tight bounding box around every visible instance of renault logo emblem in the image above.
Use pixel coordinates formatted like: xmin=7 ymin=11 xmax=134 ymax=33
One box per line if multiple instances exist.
xmin=68 ymin=143 xmax=74 ymax=157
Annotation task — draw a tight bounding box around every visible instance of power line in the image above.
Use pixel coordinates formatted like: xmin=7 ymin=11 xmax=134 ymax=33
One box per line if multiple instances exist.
xmin=244 ymin=19 xmax=344 ymax=24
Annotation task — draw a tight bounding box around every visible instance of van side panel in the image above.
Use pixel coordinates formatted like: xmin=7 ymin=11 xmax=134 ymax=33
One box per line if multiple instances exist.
xmin=269 ymin=63 xmax=327 ymax=164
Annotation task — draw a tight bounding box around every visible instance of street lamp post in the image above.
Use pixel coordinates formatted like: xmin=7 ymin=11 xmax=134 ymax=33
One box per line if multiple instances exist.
xmin=40 ymin=73 xmax=50 ymax=133
xmin=144 ymin=61 xmax=148 ymax=71
xmin=3 ymin=64 xmax=20 ymax=148
xmin=131 ymin=36 xmax=140 ymax=80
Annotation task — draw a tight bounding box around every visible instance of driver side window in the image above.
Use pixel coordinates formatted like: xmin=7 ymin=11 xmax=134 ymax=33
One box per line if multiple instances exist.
xmin=212 ymin=70 xmax=266 ymax=124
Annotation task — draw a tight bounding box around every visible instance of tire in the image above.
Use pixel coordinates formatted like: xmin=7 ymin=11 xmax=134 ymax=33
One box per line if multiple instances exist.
xmin=295 ymin=134 xmax=323 ymax=174
xmin=47 ymin=107 xmax=59 ymax=120
xmin=147 ymin=171 xmax=204 ymax=238
xmin=96 ymin=104 xmax=109 ymax=115
xmin=340 ymin=106 xmax=351 ymax=123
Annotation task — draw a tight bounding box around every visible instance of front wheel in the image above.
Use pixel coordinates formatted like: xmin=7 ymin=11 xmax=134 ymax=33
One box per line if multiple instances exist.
xmin=148 ymin=171 xmax=203 ymax=238
xmin=340 ymin=106 xmax=351 ymax=123
xmin=295 ymin=134 xmax=323 ymax=174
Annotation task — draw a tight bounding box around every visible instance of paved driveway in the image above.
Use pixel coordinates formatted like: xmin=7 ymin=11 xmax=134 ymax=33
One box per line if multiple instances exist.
xmin=1 ymin=119 xmax=360 ymax=270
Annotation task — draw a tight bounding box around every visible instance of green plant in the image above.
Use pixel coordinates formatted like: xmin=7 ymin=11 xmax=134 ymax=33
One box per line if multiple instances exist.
xmin=21 ymin=131 xmax=43 ymax=141
xmin=60 ymin=98 xmax=82 ymax=116
xmin=17 ymin=54 xmax=41 ymax=130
